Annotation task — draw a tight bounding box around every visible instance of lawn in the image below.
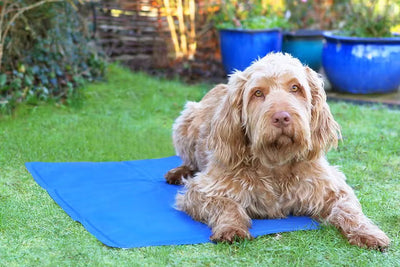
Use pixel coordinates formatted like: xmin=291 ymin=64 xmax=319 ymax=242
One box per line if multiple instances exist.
xmin=1 ymin=64 xmax=399 ymax=266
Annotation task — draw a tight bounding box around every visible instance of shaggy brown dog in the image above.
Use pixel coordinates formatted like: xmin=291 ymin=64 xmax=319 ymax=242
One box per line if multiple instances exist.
xmin=165 ymin=53 xmax=390 ymax=250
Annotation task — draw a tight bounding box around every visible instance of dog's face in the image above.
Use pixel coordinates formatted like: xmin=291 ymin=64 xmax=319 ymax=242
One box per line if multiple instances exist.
xmin=241 ymin=58 xmax=313 ymax=166
xmin=208 ymin=53 xmax=340 ymax=168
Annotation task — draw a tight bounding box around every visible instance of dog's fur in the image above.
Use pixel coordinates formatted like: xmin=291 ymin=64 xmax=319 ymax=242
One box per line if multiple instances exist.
xmin=165 ymin=53 xmax=390 ymax=250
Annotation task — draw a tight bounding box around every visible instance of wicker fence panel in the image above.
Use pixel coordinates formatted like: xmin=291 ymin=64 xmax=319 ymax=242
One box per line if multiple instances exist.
xmin=92 ymin=0 xmax=170 ymax=70
xmin=90 ymin=0 xmax=224 ymax=79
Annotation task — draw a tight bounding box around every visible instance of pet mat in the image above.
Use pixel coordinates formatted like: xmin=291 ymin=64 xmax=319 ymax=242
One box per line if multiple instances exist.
xmin=26 ymin=156 xmax=319 ymax=248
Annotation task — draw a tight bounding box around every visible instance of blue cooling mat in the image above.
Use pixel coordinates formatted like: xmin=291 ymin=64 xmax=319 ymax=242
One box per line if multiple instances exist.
xmin=26 ymin=156 xmax=319 ymax=248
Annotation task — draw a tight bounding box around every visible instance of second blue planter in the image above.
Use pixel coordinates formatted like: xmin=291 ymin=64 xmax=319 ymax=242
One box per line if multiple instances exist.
xmin=282 ymin=30 xmax=324 ymax=71
xmin=219 ymin=28 xmax=282 ymax=74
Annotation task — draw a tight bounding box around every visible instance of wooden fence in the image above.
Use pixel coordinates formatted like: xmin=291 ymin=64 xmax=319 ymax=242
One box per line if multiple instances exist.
xmin=89 ymin=0 xmax=224 ymax=80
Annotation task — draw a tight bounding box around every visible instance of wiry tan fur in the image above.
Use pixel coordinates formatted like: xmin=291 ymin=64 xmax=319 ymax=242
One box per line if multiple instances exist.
xmin=165 ymin=53 xmax=390 ymax=250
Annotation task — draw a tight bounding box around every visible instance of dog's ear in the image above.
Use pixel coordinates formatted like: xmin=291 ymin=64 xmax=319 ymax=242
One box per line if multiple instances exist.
xmin=207 ymin=71 xmax=248 ymax=168
xmin=306 ymin=67 xmax=341 ymax=160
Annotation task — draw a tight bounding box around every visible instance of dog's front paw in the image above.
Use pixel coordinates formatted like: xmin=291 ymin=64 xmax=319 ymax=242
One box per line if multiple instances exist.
xmin=348 ymin=228 xmax=390 ymax=251
xmin=165 ymin=166 xmax=195 ymax=185
xmin=210 ymin=226 xmax=253 ymax=243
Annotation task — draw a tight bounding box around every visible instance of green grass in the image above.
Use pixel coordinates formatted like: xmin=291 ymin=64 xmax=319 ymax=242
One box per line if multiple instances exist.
xmin=1 ymin=64 xmax=399 ymax=266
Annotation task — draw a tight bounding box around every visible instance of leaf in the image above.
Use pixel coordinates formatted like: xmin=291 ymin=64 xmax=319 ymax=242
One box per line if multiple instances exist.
xmin=32 ymin=65 xmax=40 ymax=75
xmin=39 ymin=74 xmax=49 ymax=85
xmin=10 ymin=78 xmax=22 ymax=89
xmin=0 ymin=74 xmax=7 ymax=87
xmin=24 ymin=75 xmax=33 ymax=86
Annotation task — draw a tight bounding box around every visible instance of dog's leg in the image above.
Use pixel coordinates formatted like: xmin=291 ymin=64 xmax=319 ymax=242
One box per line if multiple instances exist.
xmin=165 ymin=101 xmax=200 ymax=185
xmin=208 ymin=197 xmax=253 ymax=243
xmin=176 ymin=182 xmax=252 ymax=243
xmin=321 ymin=180 xmax=390 ymax=250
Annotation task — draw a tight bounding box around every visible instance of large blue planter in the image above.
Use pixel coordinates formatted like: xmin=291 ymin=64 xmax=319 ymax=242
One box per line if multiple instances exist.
xmin=282 ymin=30 xmax=324 ymax=71
xmin=322 ymin=32 xmax=400 ymax=94
xmin=219 ymin=28 xmax=282 ymax=74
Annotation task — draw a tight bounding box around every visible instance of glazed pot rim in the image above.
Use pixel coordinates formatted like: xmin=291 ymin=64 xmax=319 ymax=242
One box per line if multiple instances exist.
xmin=284 ymin=29 xmax=325 ymax=38
xmin=218 ymin=28 xmax=282 ymax=33
xmin=323 ymin=31 xmax=400 ymax=44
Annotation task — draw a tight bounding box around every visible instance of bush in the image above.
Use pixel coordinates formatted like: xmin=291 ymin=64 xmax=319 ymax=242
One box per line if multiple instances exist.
xmin=338 ymin=0 xmax=400 ymax=37
xmin=0 ymin=0 xmax=106 ymax=114
xmin=211 ymin=0 xmax=290 ymax=30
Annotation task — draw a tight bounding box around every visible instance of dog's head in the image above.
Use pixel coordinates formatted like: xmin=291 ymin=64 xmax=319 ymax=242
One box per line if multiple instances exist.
xmin=208 ymin=53 xmax=340 ymax=168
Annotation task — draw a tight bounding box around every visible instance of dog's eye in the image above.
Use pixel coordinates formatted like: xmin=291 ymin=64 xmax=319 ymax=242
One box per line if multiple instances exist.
xmin=290 ymin=85 xmax=299 ymax=92
xmin=254 ymin=90 xmax=264 ymax=97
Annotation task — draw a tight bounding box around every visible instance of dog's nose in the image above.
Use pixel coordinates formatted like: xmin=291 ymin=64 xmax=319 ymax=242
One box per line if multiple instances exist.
xmin=272 ymin=111 xmax=291 ymax=128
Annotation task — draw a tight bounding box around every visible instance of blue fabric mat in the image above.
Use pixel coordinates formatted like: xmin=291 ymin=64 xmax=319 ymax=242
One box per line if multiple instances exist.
xmin=26 ymin=156 xmax=319 ymax=248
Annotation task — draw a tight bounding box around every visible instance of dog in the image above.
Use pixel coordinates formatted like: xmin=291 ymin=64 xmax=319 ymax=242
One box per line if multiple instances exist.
xmin=165 ymin=53 xmax=390 ymax=250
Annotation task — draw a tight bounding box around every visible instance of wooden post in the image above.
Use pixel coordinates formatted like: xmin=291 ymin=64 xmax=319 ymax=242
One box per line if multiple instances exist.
xmin=187 ymin=0 xmax=196 ymax=59
xmin=176 ymin=0 xmax=188 ymax=56
xmin=164 ymin=0 xmax=183 ymax=58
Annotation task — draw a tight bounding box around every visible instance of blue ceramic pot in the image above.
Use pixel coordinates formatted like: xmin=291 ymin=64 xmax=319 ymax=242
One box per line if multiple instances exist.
xmin=322 ymin=32 xmax=400 ymax=94
xmin=283 ymin=29 xmax=324 ymax=71
xmin=219 ymin=28 xmax=282 ymax=74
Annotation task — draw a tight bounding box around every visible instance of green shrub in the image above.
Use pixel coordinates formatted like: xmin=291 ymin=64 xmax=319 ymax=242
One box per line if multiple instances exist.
xmin=338 ymin=0 xmax=400 ymax=37
xmin=211 ymin=0 xmax=290 ymax=30
xmin=0 ymin=0 xmax=106 ymax=114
